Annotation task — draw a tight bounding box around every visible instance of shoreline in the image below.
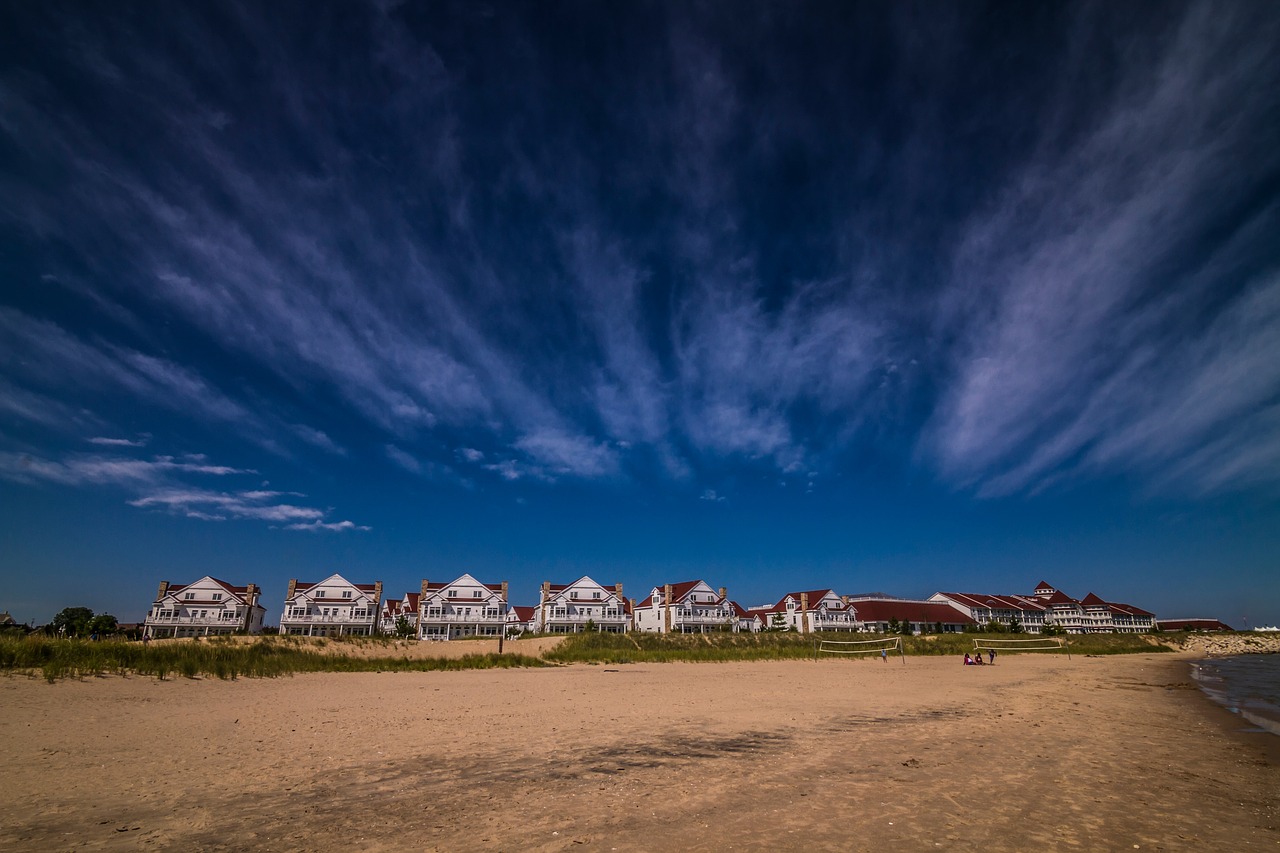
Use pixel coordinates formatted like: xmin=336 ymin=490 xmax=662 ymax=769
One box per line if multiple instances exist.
xmin=2 ymin=654 xmax=1275 ymax=850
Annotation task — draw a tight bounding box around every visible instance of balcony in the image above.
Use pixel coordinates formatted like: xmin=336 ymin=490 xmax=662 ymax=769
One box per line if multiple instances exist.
xmin=544 ymin=613 xmax=628 ymax=624
xmin=146 ymin=614 xmax=242 ymax=626
xmin=280 ymin=614 xmax=376 ymax=624
xmin=419 ymin=612 xmax=507 ymax=624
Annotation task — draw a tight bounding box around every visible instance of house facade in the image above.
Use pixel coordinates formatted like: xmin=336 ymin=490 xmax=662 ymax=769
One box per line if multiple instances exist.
xmin=279 ymin=574 xmax=382 ymax=636
xmin=380 ymin=592 xmax=420 ymax=636
xmin=538 ymin=577 xmax=629 ymax=633
xmin=633 ymin=581 xmax=737 ymax=633
xmin=933 ymin=582 xmax=1157 ymax=634
xmin=750 ymin=590 xmax=858 ymax=633
xmin=144 ymin=577 xmax=266 ymax=638
xmin=505 ymin=605 xmax=538 ymax=636
xmin=417 ymin=575 xmax=509 ymax=640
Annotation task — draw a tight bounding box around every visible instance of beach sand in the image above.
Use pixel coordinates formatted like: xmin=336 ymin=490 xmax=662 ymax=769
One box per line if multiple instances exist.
xmin=1 ymin=653 xmax=1275 ymax=851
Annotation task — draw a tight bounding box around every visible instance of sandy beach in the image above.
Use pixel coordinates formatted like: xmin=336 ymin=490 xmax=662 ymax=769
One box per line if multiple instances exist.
xmin=1 ymin=653 xmax=1275 ymax=852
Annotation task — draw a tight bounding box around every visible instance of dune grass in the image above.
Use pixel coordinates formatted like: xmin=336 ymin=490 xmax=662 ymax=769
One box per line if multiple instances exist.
xmin=543 ymin=630 xmax=1170 ymax=664
xmin=0 ymin=635 xmax=547 ymax=682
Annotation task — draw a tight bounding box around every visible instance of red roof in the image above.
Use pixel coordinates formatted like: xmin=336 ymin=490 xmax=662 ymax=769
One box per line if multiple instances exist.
xmin=1157 ymin=618 xmax=1233 ymax=631
xmin=851 ymin=599 xmax=975 ymax=625
xmin=636 ymin=580 xmax=723 ymax=609
xmin=1108 ymin=601 xmax=1153 ymax=618
xmin=510 ymin=606 xmax=536 ymax=621
xmin=1034 ymin=581 xmax=1056 ymax=592
xmin=937 ymin=592 xmax=1047 ymax=613
xmin=1080 ymin=592 xmax=1109 ymax=607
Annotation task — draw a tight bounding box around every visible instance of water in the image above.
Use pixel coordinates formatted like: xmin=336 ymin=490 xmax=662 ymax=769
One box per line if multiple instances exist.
xmin=1191 ymin=655 xmax=1280 ymax=736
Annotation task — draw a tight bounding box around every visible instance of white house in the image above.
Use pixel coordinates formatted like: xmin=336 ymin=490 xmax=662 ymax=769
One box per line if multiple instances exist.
xmin=380 ymin=592 xmax=420 ymax=635
xmin=417 ymin=575 xmax=509 ymax=640
xmin=633 ymin=580 xmax=737 ymax=633
xmin=538 ymin=577 xmax=630 ymax=633
xmin=279 ymin=574 xmax=382 ymax=636
xmin=932 ymin=581 xmax=1157 ymax=634
xmin=750 ymin=589 xmax=858 ymax=633
xmin=144 ymin=577 xmax=266 ymax=638
xmin=730 ymin=601 xmax=761 ymax=633
xmin=505 ymin=605 xmax=538 ymax=636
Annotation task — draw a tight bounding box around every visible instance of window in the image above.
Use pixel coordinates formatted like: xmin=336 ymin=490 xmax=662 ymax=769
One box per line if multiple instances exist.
xmin=593 ymin=591 xmax=601 ymax=600
xmin=184 ymin=592 xmax=195 ymax=600
xmin=212 ymin=593 xmax=222 ymax=601
xmin=449 ymin=589 xmax=457 ymax=598
xmin=317 ymin=590 xmax=326 ymax=598
xmin=473 ymin=590 xmax=482 ymax=598
xmin=571 ymin=591 xmax=579 ymax=600
xmin=343 ymin=590 xmax=352 ymax=599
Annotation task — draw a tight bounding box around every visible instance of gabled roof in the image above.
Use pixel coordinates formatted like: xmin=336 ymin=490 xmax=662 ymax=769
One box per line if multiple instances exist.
xmin=160 ymin=576 xmax=257 ymax=605
xmin=1039 ymin=589 xmax=1079 ymax=606
xmin=730 ymin=601 xmax=752 ymax=619
xmin=1034 ymin=581 xmax=1056 ymax=593
xmin=1080 ymin=592 xmax=1110 ymax=607
xmin=851 ymin=599 xmax=975 ymax=625
xmin=1108 ymin=601 xmax=1153 ymax=618
xmin=636 ymin=580 xmax=722 ymax=609
xmin=935 ymin=592 xmax=1047 ymax=613
xmin=509 ymin=606 xmax=536 ymax=622
xmin=295 ymin=574 xmax=379 ymax=594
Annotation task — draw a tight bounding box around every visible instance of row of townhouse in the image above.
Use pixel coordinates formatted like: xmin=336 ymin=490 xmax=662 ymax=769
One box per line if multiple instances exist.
xmin=143 ymin=574 xmax=1156 ymax=639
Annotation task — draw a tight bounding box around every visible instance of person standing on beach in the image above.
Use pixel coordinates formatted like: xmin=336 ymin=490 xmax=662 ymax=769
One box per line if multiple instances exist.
xmin=988 ymin=649 xmax=995 ymax=664
xmin=881 ymin=648 xmax=888 ymax=663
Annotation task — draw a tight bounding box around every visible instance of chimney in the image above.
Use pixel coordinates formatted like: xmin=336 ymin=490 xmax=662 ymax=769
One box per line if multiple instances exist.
xmin=718 ymin=587 xmax=727 ymax=601
xmin=156 ymin=581 xmax=169 ymax=601
xmin=615 ymin=583 xmax=624 ymax=599
xmin=244 ymin=584 xmax=259 ymax=630
xmin=841 ymin=595 xmax=850 ymax=607
xmin=800 ymin=593 xmax=810 ymax=634
xmin=539 ymin=581 xmax=551 ymax=632
xmin=541 ymin=581 xmax=551 ymax=604
xmin=373 ymin=581 xmax=383 ymax=611
xmin=663 ymin=583 xmax=673 ymax=633
xmin=286 ymin=579 xmax=297 ymax=602
xmin=421 ymin=579 xmax=430 ymax=600
xmin=500 ymin=581 xmax=509 ymax=602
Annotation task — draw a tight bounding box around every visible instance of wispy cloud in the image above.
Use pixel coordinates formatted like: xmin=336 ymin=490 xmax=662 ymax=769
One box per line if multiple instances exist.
xmin=0 ymin=449 xmax=367 ymax=531
xmin=87 ymin=436 xmax=148 ymax=447
xmin=925 ymin=3 xmax=1280 ymax=497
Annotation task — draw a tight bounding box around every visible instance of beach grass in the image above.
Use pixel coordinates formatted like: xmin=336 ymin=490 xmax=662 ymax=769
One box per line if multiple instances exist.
xmin=543 ymin=630 xmax=1170 ymax=663
xmin=0 ymin=634 xmax=547 ymax=682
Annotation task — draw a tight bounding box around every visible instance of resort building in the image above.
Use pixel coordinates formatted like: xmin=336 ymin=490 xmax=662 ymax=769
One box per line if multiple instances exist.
xmin=538 ymin=577 xmax=630 ymax=633
xmin=933 ymin=582 xmax=1157 ymax=634
xmin=379 ymin=592 xmax=420 ymax=635
xmin=929 ymin=592 xmax=1049 ymax=633
xmin=505 ymin=605 xmax=538 ymax=636
xmin=749 ymin=590 xmax=858 ymax=633
xmin=279 ymin=574 xmax=382 ymax=636
xmin=143 ymin=577 xmax=266 ymax=638
xmin=847 ymin=597 xmax=976 ymax=634
xmin=417 ymin=575 xmax=509 ymax=640
xmin=633 ymin=580 xmax=738 ymax=633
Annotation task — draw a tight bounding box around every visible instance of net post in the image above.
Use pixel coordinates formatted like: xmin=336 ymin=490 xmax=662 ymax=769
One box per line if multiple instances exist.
xmin=898 ymin=635 xmax=905 ymax=665
xmin=1064 ymin=637 xmax=1071 ymax=660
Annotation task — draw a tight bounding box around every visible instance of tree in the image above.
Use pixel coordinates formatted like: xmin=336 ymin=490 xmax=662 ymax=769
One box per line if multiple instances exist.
xmin=769 ymin=613 xmax=790 ymax=632
xmin=899 ymin=619 xmax=914 ymax=636
xmin=88 ymin=613 xmax=118 ymax=636
xmin=394 ymin=615 xmax=415 ymax=639
xmin=1042 ymin=622 xmax=1066 ymax=637
xmin=1008 ymin=615 xmax=1025 ymax=634
xmin=52 ymin=607 xmax=94 ymax=638
xmin=986 ymin=619 xmax=1008 ymax=633
xmin=886 ymin=617 xmax=901 ymax=634
xmin=583 ymin=618 xmax=597 ymax=633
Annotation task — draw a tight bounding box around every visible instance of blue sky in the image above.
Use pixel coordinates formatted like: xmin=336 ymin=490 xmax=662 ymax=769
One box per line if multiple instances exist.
xmin=2 ymin=2 xmax=1278 ymax=626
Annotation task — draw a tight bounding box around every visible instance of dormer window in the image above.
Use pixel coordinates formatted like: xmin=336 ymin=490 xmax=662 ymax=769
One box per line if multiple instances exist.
xmin=212 ymin=593 xmax=222 ymax=601
xmin=593 ymin=591 xmax=601 ymax=600
xmin=317 ymin=590 xmax=326 ymax=598
xmin=343 ymin=590 xmax=352 ymax=599
xmin=184 ymin=592 xmax=194 ymax=600
xmin=449 ymin=589 xmax=458 ymax=598
xmin=473 ymin=590 xmax=482 ymax=598
xmin=571 ymin=592 xmax=579 ymax=600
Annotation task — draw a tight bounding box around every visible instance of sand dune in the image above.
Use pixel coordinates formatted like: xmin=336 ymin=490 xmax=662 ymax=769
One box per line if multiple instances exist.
xmin=1 ymin=654 xmax=1275 ymax=851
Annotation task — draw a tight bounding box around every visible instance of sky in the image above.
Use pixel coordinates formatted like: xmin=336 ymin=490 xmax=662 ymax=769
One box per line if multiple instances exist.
xmin=2 ymin=1 xmax=1279 ymax=627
